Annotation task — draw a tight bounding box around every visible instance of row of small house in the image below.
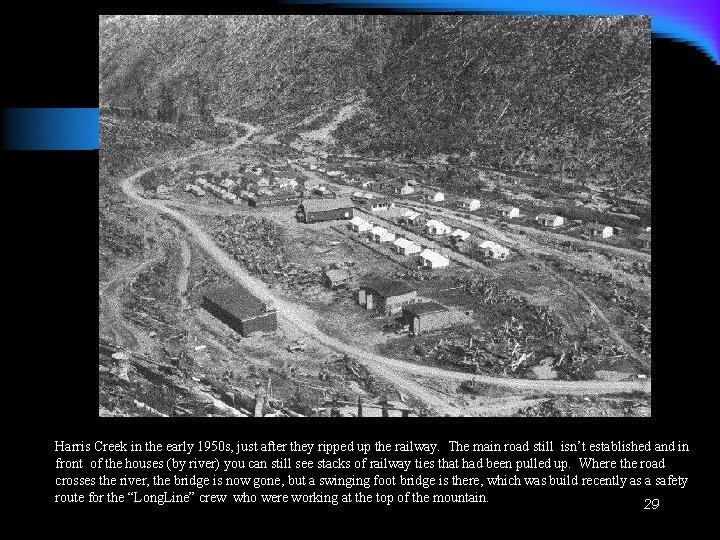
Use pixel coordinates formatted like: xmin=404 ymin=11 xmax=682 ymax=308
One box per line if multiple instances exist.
xmin=381 ymin=185 xmax=620 ymax=241
xmin=348 ymin=214 xmax=511 ymax=265
xmin=184 ymin=167 xmax=335 ymax=207
xmin=399 ymin=212 xmax=511 ymax=260
xmin=313 ymin=168 xmax=647 ymax=247
xmin=348 ymin=216 xmax=450 ymax=269
xmin=535 ymin=213 xmax=620 ymax=239
xmin=348 ymin=178 xmax=620 ymax=240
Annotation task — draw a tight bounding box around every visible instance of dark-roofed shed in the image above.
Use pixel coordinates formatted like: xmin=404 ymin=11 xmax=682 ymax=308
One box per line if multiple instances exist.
xmin=358 ymin=280 xmax=417 ymax=316
xmin=402 ymin=302 xmax=451 ymax=335
xmin=299 ymin=198 xmax=354 ymax=223
xmin=203 ymin=285 xmax=277 ymax=337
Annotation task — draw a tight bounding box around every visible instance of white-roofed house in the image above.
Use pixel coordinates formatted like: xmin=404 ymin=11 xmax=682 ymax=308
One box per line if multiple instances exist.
xmin=417 ymin=248 xmax=450 ymax=269
xmin=536 ymin=213 xmax=565 ymax=228
xmin=392 ymin=182 xmax=415 ymax=195
xmin=450 ymin=228 xmax=471 ymax=244
xmin=480 ymin=240 xmax=510 ymax=260
xmin=457 ymin=198 xmax=480 ymax=211
xmin=185 ymin=184 xmax=205 ymax=197
xmin=401 ymin=209 xmax=425 ymax=226
xmin=425 ymin=219 xmax=452 ymax=236
xmin=352 ymin=192 xmax=391 ymax=213
xmin=393 ymin=237 xmax=422 ymax=256
xmin=586 ymin=222 xmax=614 ymax=238
xmin=423 ymin=190 xmax=445 ymax=203
xmin=369 ymin=226 xmax=396 ymax=243
xmin=499 ymin=205 xmax=520 ymax=218
xmin=349 ymin=216 xmax=373 ymax=233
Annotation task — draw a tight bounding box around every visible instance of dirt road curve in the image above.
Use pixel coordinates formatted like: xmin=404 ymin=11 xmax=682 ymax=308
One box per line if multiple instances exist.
xmin=117 ymin=122 xmax=651 ymax=414
xmin=100 ymin=247 xmax=164 ymax=349
xmin=176 ymin=234 xmax=192 ymax=311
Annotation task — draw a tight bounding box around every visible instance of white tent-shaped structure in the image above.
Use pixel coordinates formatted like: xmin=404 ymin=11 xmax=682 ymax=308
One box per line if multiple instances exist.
xmin=401 ymin=210 xmax=424 ymax=225
xmin=393 ymin=237 xmax=422 ymax=256
xmin=451 ymin=228 xmax=471 ymax=242
xmin=480 ymin=240 xmax=510 ymax=260
xmin=425 ymin=219 xmax=452 ymax=235
xmin=349 ymin=216 xmax=373 ymax=233
xmin=370 ymin=226 xmax=396 ymax=243
xmin=457 ymin=198 xmax=481 ymax=211
xmin=418 ymin=249 xmax=450 ymax=269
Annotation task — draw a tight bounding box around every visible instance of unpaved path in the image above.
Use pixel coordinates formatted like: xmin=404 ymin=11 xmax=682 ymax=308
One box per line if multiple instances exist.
xmin=116 ymin=125 xmax=651 ymax=414
xmin=176 ymin=234 xmax=192 ymax=311
xmin=99 ymin=245 xmax=164 ymax=350
xmin=297 ymin=100 xmax=363 ymax=148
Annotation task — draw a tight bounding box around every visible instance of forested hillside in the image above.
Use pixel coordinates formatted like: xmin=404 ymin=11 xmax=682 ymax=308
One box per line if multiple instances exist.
xmin=100 ymin=15 xmax=650 ymax=190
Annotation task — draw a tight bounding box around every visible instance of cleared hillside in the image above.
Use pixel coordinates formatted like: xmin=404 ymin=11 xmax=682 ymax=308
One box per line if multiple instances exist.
xmin=100 ymin=15 xmax=650 ymax=192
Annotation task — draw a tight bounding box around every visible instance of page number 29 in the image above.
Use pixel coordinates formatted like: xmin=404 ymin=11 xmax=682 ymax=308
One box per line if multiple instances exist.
xmin=644 ymin=499 xmax=660 ymax=510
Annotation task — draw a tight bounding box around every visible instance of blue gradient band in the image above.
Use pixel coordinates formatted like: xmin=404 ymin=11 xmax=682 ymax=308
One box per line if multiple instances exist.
xmin=284 ymin=1 xmax=719 ymax=65
xmin=2 ymin=108 xmax=99 ymax=150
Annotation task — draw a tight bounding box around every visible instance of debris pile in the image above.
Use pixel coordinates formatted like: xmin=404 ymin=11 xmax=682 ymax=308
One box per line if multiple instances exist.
xmin=208 ymin=215 xmax=364 ymax=291
xmin=602 ymin=288 xmax=650 ymax=319
xmin=558 ymin=263 xmax=622 ymax=287
xmin=99 ymin=214 xmax=144 ymax=258
xmin=621 ymin=260 xmax=651 ymax=277
xmin=207 ymin=215 xmax=309 ymax=283
xmin=463 ymin=277 xmax=521 ymax=306
xmin=394 ymin=269 xmax=444 ymax=282
xmin=551 ymin=347 xmax=595 ymax=380
xmin=190 ymin=260 xmax=226 ymax=295
xmin=635 ymin=318 xmax=652 ymax=355
xmin=120 ymin=256 xmax=181 ymax=342
xmin=399 ymin=285 xmax=569 ymax=377
xmin=515 ymin=395 xmax=651 ymax=417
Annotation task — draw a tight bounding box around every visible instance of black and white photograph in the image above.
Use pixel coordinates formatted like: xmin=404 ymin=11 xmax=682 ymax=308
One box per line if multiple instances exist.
xmin=99 ymin=14 xmax=652 ymax=418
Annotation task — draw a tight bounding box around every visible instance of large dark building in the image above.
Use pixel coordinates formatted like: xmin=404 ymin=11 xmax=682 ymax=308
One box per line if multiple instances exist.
xmin=402 ymin=301 xmax=451 ymax=335
xmin=203 ymin=285 xmax=277 ymax=337
xmin=298 ymin=198 xmax=354 ymax=223
xmin=358 ymin=280 xmax=417 ymax=316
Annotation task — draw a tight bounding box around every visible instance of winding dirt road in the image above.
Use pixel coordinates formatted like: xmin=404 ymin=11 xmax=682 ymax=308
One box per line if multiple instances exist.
xmin=100 ymin=245 xmax=164 ymax=350
xmin=116 ymin=121 xmax=651 ymax=415
xmin=175 ymin=234 xmax=192 ymax=311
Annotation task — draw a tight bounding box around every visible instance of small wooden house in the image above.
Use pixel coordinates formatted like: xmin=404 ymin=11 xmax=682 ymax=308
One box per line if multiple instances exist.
xmin=418 ymin=249 xmax=450 ymax=269
xmin=536 ymin=213 xmax=565 ymax=228
xmin=499 ymin=205 xmax=520 ymax=219
xmin=425 ymin=219 xmax=452 ymax=236
xmin=586 ymin=222 xmax=614 ymax=238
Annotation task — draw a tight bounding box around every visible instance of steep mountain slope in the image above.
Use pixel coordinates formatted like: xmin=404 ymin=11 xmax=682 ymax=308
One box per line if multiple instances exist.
xmin=100 ymin=15 xmax=650 ymax=189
